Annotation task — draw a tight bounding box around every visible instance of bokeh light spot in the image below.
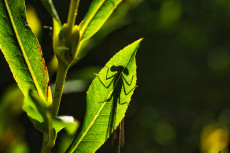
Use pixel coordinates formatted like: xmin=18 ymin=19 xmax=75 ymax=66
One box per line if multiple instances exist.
xmin=152 ymin=121 xmax=177 ymax=146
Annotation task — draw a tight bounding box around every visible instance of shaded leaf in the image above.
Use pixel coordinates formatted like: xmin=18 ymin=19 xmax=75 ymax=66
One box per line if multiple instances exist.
xmin=0 ymin=0 xmax=52 ymax=103
xmin=79 ymin=0 xmax=123 ymax=41
xmin=66 ymin=39 xmax=142 ymax=153
xmin=40 ymin=0 xmax=61 ymax=24
xmin=24 ymin=90 xmax=80 ymax=135
xmin=23 ymin=90 xmax=50 ymax=133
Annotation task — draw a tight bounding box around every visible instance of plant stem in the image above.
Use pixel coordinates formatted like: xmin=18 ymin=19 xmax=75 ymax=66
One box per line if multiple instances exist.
xmin=41 ymin=133 xmax=54 ymax=153
xmin=42 ymin=1 xmax=80 ymax=152
xmin=52 ymin=61 xmax=69 ymax=116
xmin=41 ymin=112 xmax=56 ymax=153
xmin=66 ymin=0 xmax=80 ymax=43
xmin=52 ymin=0 xmax=80 ymax=116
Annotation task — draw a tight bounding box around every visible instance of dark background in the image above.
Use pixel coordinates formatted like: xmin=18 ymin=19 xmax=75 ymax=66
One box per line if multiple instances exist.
xmin=1 ymin=0 xmax=230 ymax=153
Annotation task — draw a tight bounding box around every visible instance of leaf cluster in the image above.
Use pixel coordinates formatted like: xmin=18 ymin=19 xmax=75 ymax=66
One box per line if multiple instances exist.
xmin=0 ymin=0 xmax=142 ymax=152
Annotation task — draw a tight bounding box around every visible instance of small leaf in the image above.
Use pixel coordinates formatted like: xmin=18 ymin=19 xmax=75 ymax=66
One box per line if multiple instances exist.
xmin=53 ymin=116 xmax=80 ymax=135
xmin=39 ymin=0 xmax=61 ymax=25
xmin=23 ymin=90 xmax=50 ymax=133
xmin=79 ymin=0 xmax=123 ymax=41
xmin=66 ymin=39 xmax=142 ymax=153
xmin=24 ymin=90 xmax=80 ymax=135
xmin=0 ymin=0 xmax=52 ymax=103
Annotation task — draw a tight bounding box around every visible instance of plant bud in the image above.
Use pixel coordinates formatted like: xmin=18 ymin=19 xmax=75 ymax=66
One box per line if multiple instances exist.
xmin=70 ymin=25 xmax=80 ymax=59
xmin=53 ymin=23 xmax=72 ymax=65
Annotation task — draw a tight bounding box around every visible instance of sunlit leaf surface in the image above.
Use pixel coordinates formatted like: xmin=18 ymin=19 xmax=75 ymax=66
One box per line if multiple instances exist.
xmin=79 ymin=0 xmax=123 ymax=41
xmin=66 ymin=39 xmax=142 ymax=153
xmin=0 ymin=0 xmax=52 ymax=103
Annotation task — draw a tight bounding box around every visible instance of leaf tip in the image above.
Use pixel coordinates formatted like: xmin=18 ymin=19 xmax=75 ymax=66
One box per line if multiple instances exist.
xmin=132 ymin=38 xmax=143 ymax=48
xmin=137 ymin=38 xmax=144 ymax=43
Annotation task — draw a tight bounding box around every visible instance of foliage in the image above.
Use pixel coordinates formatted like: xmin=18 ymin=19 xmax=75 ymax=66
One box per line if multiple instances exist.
xmin=66 ymin=39 xmax=141 ymax=152
xmin=3 ymin=0 xmax=230 ymax=153
xmin=0 ymin=0 xmax=142 ymax=152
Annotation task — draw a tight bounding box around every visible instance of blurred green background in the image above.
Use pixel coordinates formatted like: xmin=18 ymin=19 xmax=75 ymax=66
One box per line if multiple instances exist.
xmin=1 ymin=0 xmax=230 ymax=153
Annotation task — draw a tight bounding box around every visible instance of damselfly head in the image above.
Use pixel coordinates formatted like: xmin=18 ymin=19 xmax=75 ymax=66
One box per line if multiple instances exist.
xmin=110 ymin=66 xmax=129 ymax=75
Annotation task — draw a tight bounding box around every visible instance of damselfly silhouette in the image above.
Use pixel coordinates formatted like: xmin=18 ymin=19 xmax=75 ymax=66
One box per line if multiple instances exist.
xmin=96 ymin=65 xmax=136 ymax=153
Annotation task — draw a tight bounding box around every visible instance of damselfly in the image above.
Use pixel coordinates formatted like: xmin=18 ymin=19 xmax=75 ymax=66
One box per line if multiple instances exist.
xmin=96 ymin=65 xmax=136 ymax=153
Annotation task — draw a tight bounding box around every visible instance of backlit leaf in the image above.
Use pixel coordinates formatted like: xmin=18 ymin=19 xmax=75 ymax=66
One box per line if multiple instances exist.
xmin=79 ymin=0 xmax=123 ymax=41
xmin=0 ymin=0 xmax=52 ymax=103
xmin=66 ymin=39 xmax=142 ymax=153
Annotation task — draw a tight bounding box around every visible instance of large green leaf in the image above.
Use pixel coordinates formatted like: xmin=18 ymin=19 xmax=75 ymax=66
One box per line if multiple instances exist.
xmin=66 ymin=39 xmax=142 ymax=153
xmin=79 ymin=0 xmax=123 ymax=41
xmin=0 ymin=0 xmax=52 ymax=103
xmin=40 ymin=0 xmax=61 ymax=24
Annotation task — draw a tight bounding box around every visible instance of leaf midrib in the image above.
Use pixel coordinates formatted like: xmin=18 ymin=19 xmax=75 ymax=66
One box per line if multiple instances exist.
xmin=80 ymin=0 xmax=105 ymax=39
xmin=4 ymin=0 xmax=45 ymax=100
xmin=70 ymin=50 xmax=137 ymax=152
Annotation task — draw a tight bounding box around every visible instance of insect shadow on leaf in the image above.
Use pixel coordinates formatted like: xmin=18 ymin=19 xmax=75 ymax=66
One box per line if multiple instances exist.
xmin=96 ymin=65 xmax=136 ymax=153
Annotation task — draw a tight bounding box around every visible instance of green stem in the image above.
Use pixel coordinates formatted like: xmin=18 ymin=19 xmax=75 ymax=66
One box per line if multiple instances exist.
xmin=52 ymin=61 xmax=69 ymax=116
xmin=41 ymin=104 xmax=57 ymax=153
xmin=42 ymin=1 xmax=81 ymax=152
xmin=41 ymin=133 xmax=54 ymax=153
xmin=66 ymin=0 xmax=80 ymax=43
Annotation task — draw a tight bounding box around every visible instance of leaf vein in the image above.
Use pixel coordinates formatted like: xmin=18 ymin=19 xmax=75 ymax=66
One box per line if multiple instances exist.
xmin=9 ymin=0 xmax=16 ymax=11
xmin=80 ymin=0 xmax=105 ymax=38
xmin=4 ymin=0 xmax=46 ymax=101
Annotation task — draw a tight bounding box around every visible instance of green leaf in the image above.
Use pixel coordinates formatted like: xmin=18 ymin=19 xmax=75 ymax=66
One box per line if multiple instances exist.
xmin=66 ymin=39 xmax=142 ymax=153
xmin=79 ymin=0 xmax=123 ymax=41
xmin=23 ymin=90 xmax=50 ymax=133
xmin=0 ymin=0 xmax=52 ymax=103
xmin=24 ymin=90 xmax=80 ymax=135
xmin=53 ymin=116 xmax=80 ymax=135
xmin=40 ymin=0 xmax=61 ymax=25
